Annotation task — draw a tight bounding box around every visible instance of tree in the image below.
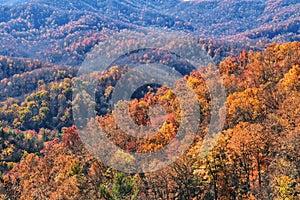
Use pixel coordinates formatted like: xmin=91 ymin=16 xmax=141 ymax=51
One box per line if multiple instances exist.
xmin=100 ymin=172 xmax=139 ymax=200
xmin=226 ymin=88 xmax=267 ymax=127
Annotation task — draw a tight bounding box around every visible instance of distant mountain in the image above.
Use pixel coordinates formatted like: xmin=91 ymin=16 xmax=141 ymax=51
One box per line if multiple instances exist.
xmin=0 ymin=0 xmax=30 ymax=6
xmin=0 ymin=0 xmax=299 ymax=65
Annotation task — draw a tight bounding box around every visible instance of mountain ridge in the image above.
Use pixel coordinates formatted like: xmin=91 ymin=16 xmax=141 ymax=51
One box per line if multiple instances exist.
xmin=0 ymin=0 xmax=299 ymax=65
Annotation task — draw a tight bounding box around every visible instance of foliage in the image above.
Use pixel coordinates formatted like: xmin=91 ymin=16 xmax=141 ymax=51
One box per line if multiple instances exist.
xmin=1 ymin=42 xmax=300 ymax=199
xmin=100 ymin=172 xmax=139 ymax=200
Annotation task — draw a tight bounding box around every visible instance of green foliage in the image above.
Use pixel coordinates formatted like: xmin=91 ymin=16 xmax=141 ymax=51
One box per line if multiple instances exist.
xmin=100 ymin=172 xmax=139 ymax=200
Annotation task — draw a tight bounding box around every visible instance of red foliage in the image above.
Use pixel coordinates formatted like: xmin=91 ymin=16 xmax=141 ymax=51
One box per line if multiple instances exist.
xmin=62 ymin=126 xmax=80 ymax=147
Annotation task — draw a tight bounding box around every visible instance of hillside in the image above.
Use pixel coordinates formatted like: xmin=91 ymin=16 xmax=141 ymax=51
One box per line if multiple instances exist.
xmin=0 ymin=0 xmax=299 ymax=65
xmin=0 ymin=1 xmax=299 ymax=199
xmin=0 ymin=41 xmax=299 ymax=199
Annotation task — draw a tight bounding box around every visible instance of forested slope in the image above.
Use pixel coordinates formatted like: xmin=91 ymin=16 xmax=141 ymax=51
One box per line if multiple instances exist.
xmin=0 ymin=42 xmax=299 ymax=199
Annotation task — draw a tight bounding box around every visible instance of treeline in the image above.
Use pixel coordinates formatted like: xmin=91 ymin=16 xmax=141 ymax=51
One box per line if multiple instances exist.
xmin=0 ymin=56 xmax=77 ymax=100
xmin=0 ymin=56 xmax=53 ymax=79
xmin=0 ymin=127 xmax=58 ymax=173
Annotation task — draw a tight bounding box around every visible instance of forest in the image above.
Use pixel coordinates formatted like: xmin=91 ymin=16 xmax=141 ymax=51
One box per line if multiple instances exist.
xmin=0 ymin=0 xmax=300 ymax=199
xmin=0 ymin=41 xmax=299 ymax=199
